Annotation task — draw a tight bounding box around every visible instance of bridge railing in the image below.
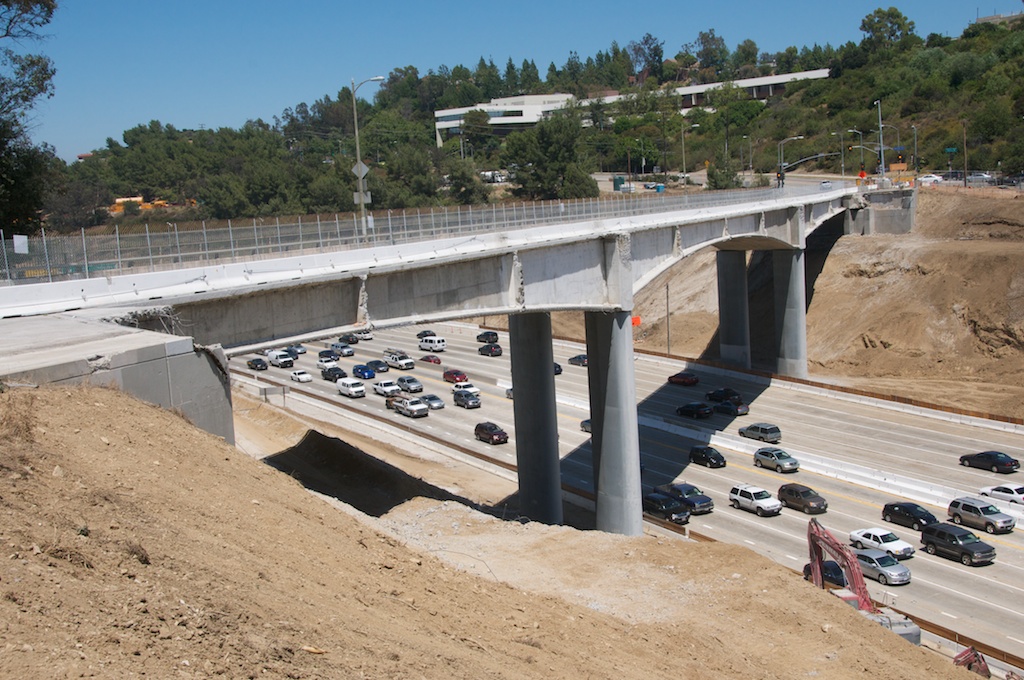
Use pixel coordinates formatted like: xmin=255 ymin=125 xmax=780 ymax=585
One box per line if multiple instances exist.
xmin=1 ymin=184 xmax=826 ymax=285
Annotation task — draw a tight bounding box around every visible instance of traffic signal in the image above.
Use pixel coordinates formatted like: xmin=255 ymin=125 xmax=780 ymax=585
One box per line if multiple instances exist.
xmin=848 ymin=145 xmax=853 ymax=152
xmin=860 ymin=162 xmax=865 ymax=171
xmin=897 ymin=153 xmax=904 ymax=163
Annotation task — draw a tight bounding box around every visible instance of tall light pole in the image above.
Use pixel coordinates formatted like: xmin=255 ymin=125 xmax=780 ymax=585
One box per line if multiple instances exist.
xmin=875 ymin=99 xmax=886 ymax=178
xmin=777 ymin=135 xmax=803 ymax=188
xmin=351 ymin=75 xmax=384 ymax=241
xmin=847 ymin=128 xmax=864 ymax=169
xmin=911 ymin=125 xmax=918 ymax=176
xmin=831 ymin=131 xmax=845 ymax=178
xmin=744 ymin=135 xmax=753 ymax=174
xmin=681 ymin=123 xmax=699 ymax=182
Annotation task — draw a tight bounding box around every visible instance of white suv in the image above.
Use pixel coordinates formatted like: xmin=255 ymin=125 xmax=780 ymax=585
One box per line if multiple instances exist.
xmin=729 ymin=483 xmax=782 ymax=517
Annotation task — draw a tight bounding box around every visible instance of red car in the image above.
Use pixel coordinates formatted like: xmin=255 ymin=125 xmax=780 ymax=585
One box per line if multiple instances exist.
xmin=443 ymin=368 xmax=468 ymax=383
xmin=420 ymin=354 xmax=442 ymax=364
xmin=667 ymin=371 xmax=699 ymax=386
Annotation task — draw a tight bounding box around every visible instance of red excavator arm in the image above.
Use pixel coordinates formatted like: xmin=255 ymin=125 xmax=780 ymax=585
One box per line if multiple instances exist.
xmin=807 ymin=518 xmax=875 ymax=613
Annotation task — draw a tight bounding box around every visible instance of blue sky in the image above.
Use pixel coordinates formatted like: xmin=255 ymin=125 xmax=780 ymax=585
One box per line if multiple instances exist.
xmin=26 ymin=0 xmax=1024 ymax=162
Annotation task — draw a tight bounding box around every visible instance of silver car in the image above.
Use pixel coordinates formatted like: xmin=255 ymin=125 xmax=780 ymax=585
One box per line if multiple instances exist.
xmin=753 ymin=447 xmax=800 ymax=473
xmin=853 ymin=548 xmax=911 ymax=585
xmin=948 ymin=497 xmax=1016 ymax=534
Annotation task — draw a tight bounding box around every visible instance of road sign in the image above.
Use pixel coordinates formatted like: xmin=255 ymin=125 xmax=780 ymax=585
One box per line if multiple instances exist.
xmin=944 ymin=147 xmax=958 ymax=153
xmin=893 ymin=146 xmax=905 ymax=151
xmin=352 ymin=161 xmax=369 ymax=179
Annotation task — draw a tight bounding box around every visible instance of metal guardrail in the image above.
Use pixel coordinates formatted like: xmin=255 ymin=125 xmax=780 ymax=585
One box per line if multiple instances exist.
xmin=1 ymin=184 xmax=835 ymax=285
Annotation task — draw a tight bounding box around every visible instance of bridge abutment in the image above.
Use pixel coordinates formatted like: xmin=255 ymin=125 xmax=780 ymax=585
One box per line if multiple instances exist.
xmin=716 ymin=250 xmax=751 ymax=369
xmin=772 ymin=249 xmax=809 ymax=379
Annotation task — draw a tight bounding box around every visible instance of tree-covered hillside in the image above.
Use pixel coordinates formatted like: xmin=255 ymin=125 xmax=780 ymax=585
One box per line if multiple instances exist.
xmin=22 ymin=7 xmax=1024 ymax=234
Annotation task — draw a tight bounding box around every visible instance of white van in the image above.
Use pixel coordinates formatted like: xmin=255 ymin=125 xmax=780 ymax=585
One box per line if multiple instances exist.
xmin=337 ymin=378 xmax=365 ymax=398
xmin=418 ymin=336 xmax=447 ymax=352
xmin=267 ymin=350 xmax=294 ymax=368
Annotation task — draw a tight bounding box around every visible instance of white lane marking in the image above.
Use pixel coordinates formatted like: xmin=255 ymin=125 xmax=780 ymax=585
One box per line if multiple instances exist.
xmin=744 ymin=539 xmax=756 ymax=546
xmin=784 ymin=554 xmax=799 ymax=562
xmin=941 ymin=612 xmax=958 ymax=619
xmin=1008 ymin=636 xmax=1024 ymax=645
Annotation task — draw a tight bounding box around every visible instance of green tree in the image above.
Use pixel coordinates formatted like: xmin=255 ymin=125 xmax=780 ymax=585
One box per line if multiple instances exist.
xmin=695 ymin=29 xmax=729 ymax=79
xmin=860 ymin=7 xmax=916 ymax=52
xmin=443 ymin=156 xmax=490 ymax=205
xmin=503 ymin=114 xmax=598 ymax=200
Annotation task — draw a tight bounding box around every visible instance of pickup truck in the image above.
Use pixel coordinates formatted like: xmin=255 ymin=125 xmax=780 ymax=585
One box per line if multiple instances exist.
xmin=384 ymin=348 xmax=415 ymax=370
xmin=373 ymin=379 xmax=401 ymax=397
xmin=391 ymin=397 xmax=429 ymax=418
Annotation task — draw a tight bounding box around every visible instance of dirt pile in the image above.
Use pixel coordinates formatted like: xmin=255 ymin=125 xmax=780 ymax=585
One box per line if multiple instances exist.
xmin=0 ymin=386 xmax=966 ymax=678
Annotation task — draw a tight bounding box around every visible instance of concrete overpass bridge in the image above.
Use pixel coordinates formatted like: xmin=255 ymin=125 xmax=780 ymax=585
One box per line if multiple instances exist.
xmin=0 ymin=183 xmax=915 ymax=534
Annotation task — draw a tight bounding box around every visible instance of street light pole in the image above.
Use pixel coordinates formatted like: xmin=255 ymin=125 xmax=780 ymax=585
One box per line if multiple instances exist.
xmin=831 ymin=131 xmax=845 ymax=178
xmin=777 ymin=135 xmax=803 ymax=188
xmin=875 ymin=99 xmax=886 ymax=179
xmin=848 ymin=129 xmax=864 ymax=169
xmin=351 ymin=75 xmax=385 ymax=241
xmin=911 ymin=125 xmax=918 ymax=176
xmin=681 ymin=123 xmax=699 ymax=182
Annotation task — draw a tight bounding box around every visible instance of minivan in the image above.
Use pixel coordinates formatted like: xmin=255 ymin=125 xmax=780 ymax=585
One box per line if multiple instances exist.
xmin=947 ymin=497 xmax=1015 ymax=534
xmin=337 ymin=378 xmax=365 ymax=398
xmin=419 ymin=336 xmax=447 ymax=352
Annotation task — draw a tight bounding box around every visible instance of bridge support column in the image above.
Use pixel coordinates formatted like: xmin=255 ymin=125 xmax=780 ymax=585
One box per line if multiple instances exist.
xmin=773 ymin=249 xmax=809 ymax=379
xmin=584 ymin=310 xmax=643 ymax=536
xmin=508 ymin=312 xmax=563 ymax=525
xmin=716 ymin=250 xmax=751 ymax=369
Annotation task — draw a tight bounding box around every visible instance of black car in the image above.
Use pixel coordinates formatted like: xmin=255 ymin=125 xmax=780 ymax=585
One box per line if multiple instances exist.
xmin=921 ymin=523 xmax=996 ymax=566
xmin=959 ymin=451 xmax=1020 ymax=474
xmin=476 ymin=331 xmax=498 ymax=343
xmin=654 ymin=483 xmax=714 ymax=514
xmin=568 ymin=354 xmax=588 ymax=367
xmin=321 ymin=366 xmax=347 ymax=381
xmin=882 ymin=502 xmax=938 ymax=531
xmin=676 ymin=402 xmax=712 ymax=419
xmin=705 ymin=388 xmax=743 ymax=405
xmin=713 ymin=401 xmax=749 ymax=416
xmin=478 ymin=343 xmax=503 ymax=357
xmin=416 ymin=330 xmax=436 ymax=339
xmin=246 ymin=357 xmax=268 ymax=370
xmin=338 ymin=333 xmax=359 ymax=345
xmin=689 ymin=446 xmax=726 ymax=468
xmin=641 ymin=492 xmax=691 ymax=524
xmin=366 ymin=359 xmax=389 ymax=373
xmin=318 ymin=349 xmax=340 ymax=362
xmin=803 ymin=560 xmax=847 ymax=587
xmin=553 ymin=362 xmax=563 ymax=375
xmin=474 ymin=421 xmax=508 ymax=444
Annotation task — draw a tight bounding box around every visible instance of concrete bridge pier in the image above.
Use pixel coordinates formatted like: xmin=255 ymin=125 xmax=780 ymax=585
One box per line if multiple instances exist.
xmin=715 ymin=250 xmax=751 ymax=369
xmin=508 ymin=312 xmax=563 ymax=525
xmin=772 ymin=249 xmax=809 ymax=379
xmin=584 ymin=310 xmax=643 ymax=536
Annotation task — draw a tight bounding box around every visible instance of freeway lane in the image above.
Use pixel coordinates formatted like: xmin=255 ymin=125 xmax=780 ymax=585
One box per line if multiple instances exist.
xmin=230 ymin=321 xmax=1024 ymax=659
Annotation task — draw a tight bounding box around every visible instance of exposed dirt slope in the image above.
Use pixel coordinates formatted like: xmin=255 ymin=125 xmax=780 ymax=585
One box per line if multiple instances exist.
xmin=0 ymin=386 xmax=968 ymax=679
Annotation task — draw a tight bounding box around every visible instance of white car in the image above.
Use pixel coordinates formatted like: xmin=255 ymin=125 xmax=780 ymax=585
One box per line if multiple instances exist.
xmin=289 ymin=370 xmax=313 ymax=383
xmin=849 ymin=527 xmax=915 ymax=559
xmin=315 ymin=358 xmax=338 ymax=370
xmin=451 ymin=381 xmax=481 ymax=395
xmin=917 ymin=173 xmax=943 ymax=185
xmin=980 ymin=484 xmax=1024 ymax=505
xmin=354 ymin=329 xmax=374 ymax=340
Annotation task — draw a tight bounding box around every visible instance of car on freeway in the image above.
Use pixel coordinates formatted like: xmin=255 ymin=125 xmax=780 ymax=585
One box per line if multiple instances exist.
xmin=474 ymin=421 xmax=508 ymax=445
xmin=947 ymin=497 xmax=1015 ymax=534
xmin=689 ymin=446 xmax=726 ymax=468
xmin=421 ymin=394 xmax=445 ymax=410
xmin=738 ymin=422 xmax=781 ymax=443
xmin=777 ymin=483 xmax=826 ymax=513
xmin=318 ymin=349 xmax=340 ymax=361
xmin=315 ymin=358 xmax=338 ymax=370
xmin=819 ymin=180 xmax=833 ymax=190
xmin=443 ymin=368 xmax=468 ymax=383
xmin=568 ymin=354 xmax=588 ymax=367
xmin=849 ymin=528 xmax=915 ymax=559
xmin=959 ymin=450 xmax=1020 ymax=473
xmin=373 ymin=380 xmax=401 ymax=397
xmin=476 ymin=331 xmax=499 ymax=343
xmin=451 ymin=381 xmax=480 ymax=395
xmin=979 ymin=484 xmax=1024 ymax=504
xmin=453 ymin=390 xmax=481 ymax=409
xmin=353 ymin=330 xmax=374 ymax=341
xmin=704 ymin=387 xmax=743 ymax=405
xmin=289 ymin=370 xmax=313 ymax=383
xmin=286 ymin=344 xmax=307 ymax=355
xmin=667 ymin=371 xmax=699 ymax=386
xmin=478 ymin=343 xmax=503 ymax=357
xmin=580 ymin=419 xmax=592 ymax=433
xmin=321 ymin=366 xmax=347 ymax=382
xmin=917 ymin=173 xmax=943 ymax=185
xmin=641 ymin=492 xmax=691 ymax=525
xmin=853 ymin=549 xmax=911 ymax=586
xmin=729 ymin=484 xmax=782 ymax=516
xmin=246 ymin=358 xmax=268 ymax=370
xmin=654 ymin=483 xmax=714 ymax=514
xmin=281 ymin=346 xmax=300 ymax=360
xmin=330 ymin=342 xmax=355 ymax=357
xmin=803 ymin=560 xmax=846 ymax=587
xmin=366 ymin=359 xmax=389 ymax=374
xmin=396 ymin=376 xmax=423 ymax=393
xmin=420 ymin=354 xmax=442 ymax=364
xmin=352 ymin=364 xmax=375 ymax=380
xmin=338 ymin=333 xmax=360 ymax=345
xmin=553 ymin=362 xmax=563 ymax=375
xmin=713 ymin=401 xmax=749 ymax=416
xmin=920 ymin=523 xmax=996 ymax=566
xmin=416 ymin=330 xmax=436 ymax=339
xmin=676 ymin=402 xmax=712 ymax=419
xmin=753 ymin=447 xmax=799 ymax=473
xmin=505 ymin=387 xmax=514 ymax=399
xmin=881 ymin=502 xmax=938 ymax=531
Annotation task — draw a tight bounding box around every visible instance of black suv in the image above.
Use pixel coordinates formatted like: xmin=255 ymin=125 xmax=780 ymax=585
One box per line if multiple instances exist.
xmin=920 ymin=523 xmax=996 ymax=566
xmin=321 ymin=366 xmax=347 ymax=382
xmin=642 ymin=492 xmax=691 ymax=524
xmin=476 ymin=331 xmax=499 ymax=343
xmin=654 ymin=483 xmax=714 ymax=514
